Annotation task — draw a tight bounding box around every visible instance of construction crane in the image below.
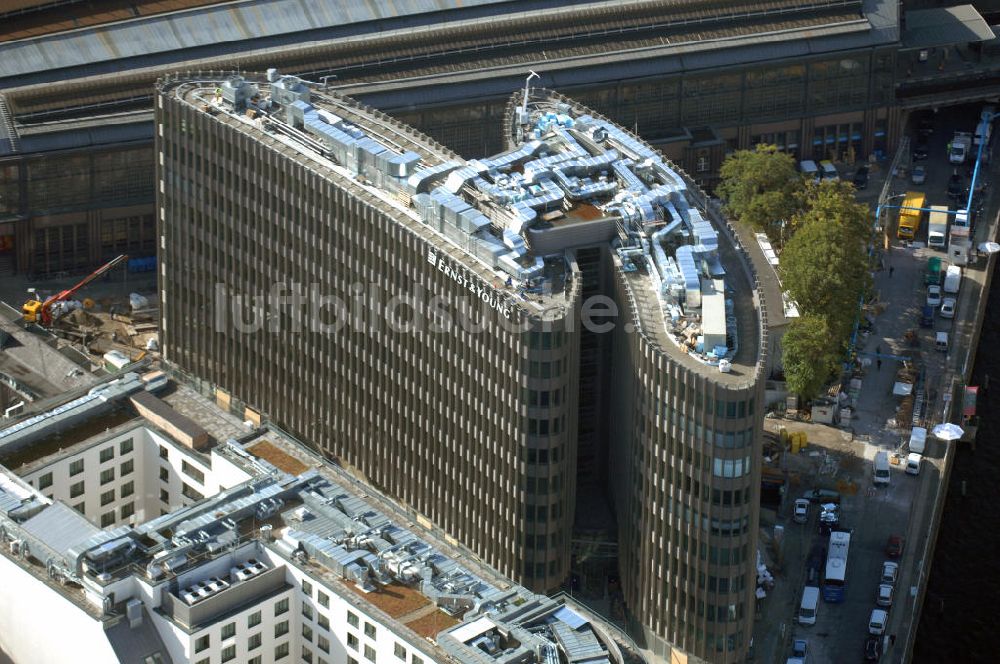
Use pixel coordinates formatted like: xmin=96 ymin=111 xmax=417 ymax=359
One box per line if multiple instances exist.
xmin=22 ymin=254 xmax=129 ymax=326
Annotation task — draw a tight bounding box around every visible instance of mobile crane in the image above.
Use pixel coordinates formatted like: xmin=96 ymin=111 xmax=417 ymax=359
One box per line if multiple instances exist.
xmin=22 ymin=254 xmax=128 ymax=326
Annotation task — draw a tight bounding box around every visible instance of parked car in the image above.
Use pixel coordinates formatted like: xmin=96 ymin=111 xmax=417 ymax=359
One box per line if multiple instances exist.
xmin=869 ymin=608 xmax=888 ymax=636
xmin=926 ymin=284 xmax=942 ymax=307
xmin=806 ymin=544 xmax=827 ymax=586
xmin=948 ymin=172 xmax=965 ymax=200
xmin=919 ymin=304 xmax=934 ymax=328
xmin=864 ymin=635 xmax=883 ymax=661
xmin=793 ymin=498 xmax=810 ymax=524
xmin=802 ymin=488 xmax=841 ymax=504
xmin=877 ymin=583 xmax=894 ymax=607
xmin=818 ymin=503 xmax=840 ymax=534
xmin=911 ymin=165 xmax=927 ymax=184
xmin=853 ymin=165 xmax=870 ymax=189
xmin=886 ymin=534 xmax=905 ymax=558
xmin=913 ymin=140 xmax=929 ymax=160
xmin=881 ymin=560 xmax=899 ymax=585
xmin=941 ymin=297 xmax=956 ymax=319
xmin=791 ymin=639 xmax=808 ymax=662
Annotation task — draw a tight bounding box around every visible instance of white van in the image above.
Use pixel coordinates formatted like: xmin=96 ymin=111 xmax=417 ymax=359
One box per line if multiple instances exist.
xmin=798 ymin=586 xmax=820 ymax=625
xmin=909 ymin=426 xmax=927 ymax=454
xmin=935 ymin=331 xmax=949 ymax=352
xmin=800 ymin=160 xmax=820 ymax=184
xmin=944 ymin=265 xmax=962 ymax=294
xmin=873 ymin=451 xmax=891 ymax=487
xmin=906 ymin=452 xmax=922 ymax=475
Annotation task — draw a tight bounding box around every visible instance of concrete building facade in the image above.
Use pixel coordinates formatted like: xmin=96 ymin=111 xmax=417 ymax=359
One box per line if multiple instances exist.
xmin=155 ymin=72 xmax=767 ymax=663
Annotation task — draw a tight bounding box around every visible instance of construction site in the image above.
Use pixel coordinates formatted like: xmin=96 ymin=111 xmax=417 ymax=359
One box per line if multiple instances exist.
xmin=0 ymin=256 xmax=159 ymax=421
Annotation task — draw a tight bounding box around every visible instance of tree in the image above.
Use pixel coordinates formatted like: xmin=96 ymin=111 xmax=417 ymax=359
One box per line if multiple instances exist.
xmin=779 ymin=191 xmax=872 ymax=339
xmin=716 ymin=145 xmax=803 ymax=240
xmin=782 ymin=315 xmax=843 ymax=401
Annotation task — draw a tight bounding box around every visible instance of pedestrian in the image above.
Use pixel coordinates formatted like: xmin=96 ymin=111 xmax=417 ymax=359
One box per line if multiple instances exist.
xmin=877 ymin=359 xmax=882 ymax=371
xmin=877 ymin=345 xmax=882 ymax=355
xmin=890 ymin=634 xmax=896 ymax=646
xmin=889 ymin=265 xmax=895 ymax=278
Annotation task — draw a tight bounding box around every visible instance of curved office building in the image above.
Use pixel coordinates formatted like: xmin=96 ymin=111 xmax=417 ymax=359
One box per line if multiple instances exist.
xmin=157 ymin=72 xmax=766 ymax=663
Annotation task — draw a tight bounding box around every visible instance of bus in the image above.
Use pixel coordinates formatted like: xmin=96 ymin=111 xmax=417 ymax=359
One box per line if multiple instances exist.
xmin=823 ymin=529 xmax=851 ymax=602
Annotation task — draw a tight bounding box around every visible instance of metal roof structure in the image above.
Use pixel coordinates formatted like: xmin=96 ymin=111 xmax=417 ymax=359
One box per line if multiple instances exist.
xmin=19 ymin=501 xmax=101 ymax=561
xmin=902 ymin=5 xmax=994 ymax=50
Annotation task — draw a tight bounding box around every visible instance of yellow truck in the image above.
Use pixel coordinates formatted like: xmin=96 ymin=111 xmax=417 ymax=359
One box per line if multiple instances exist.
xmin=897 ymin=191 xmax=926 ymax=241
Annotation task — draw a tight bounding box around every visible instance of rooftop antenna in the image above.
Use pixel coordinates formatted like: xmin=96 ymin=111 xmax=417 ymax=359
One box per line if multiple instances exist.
xmin=521 ymin=70 xmax=540 ymax=115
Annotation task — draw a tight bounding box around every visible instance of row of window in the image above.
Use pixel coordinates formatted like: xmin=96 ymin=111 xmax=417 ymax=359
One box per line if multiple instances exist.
xmin=525 ymin=329 xmax=566 ymax=350
xmin=525 ymin=415 xmax=566 ymax=437
xmin=522 ymin=387 xmax=566 ymax=408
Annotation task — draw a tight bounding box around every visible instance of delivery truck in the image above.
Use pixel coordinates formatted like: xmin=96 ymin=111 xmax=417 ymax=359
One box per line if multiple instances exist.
xmin=927 ymin=205 xmax=950 ymax=250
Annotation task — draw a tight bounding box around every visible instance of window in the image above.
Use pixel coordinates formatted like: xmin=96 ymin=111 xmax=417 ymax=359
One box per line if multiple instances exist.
xmin=120 ymin=459 xmax=134 ymax=476
xmin=182 ymin=460 xmax=205 ymax=484
xmin=100 ymin=447 xmax=114 ymax=463
xmin=274 ymin=620 xmax=289 ymax=637
xmin=364 ymin=645 xmax=376 ymax=663
xmin=70 ymin=481 xmax=85 ymax=498
xmin=221 ymin=645 xmax=236 ymax=662
xmin=302 ymin=579 xmax=313 ymax=596
xmin=121 ymin=481 xmax=134 ymax=498
xmin=347 ymin=634 xmax=359 ymax=651
xmin=120 ymin=438 xmax=133 ymax=455
xmin=160 ymin=489 xmax=169 ymax=504
xmin=275 ymin=642 xmax=289 ymax=660
xmin=100 ymin=489 xmax=115 ymax=506
xmin=394 ymin=643 xmax=407 ymax=660
xmin=302 ymin=623 xmax=313 ymax=641
xmin=38 ymin=473 xmax=53 ymax=490
xmin=303 ymin=646 xmax=314 ymax=663
xmin=248 ymin=611 xmax=262 ymax=628
xmin=248 ymin=633 xmax=261 ymax=650
xmin=159 ymin=446 xmax=168 ymax=459
xmin=72 ymin=502 xmax=85 ymax=514
xmin=195 ymin=659 xmax=209 ymax=664
xmin=221 ymin=622 xmax=236 ymax=640
xmin=364 ymin=623 xmax=376 ymax=639
xmin=317 ymin=635 xmax=329 ymax=654
xmin=120 ymin=502 xmax=135 ymax=519
xmin=347 ymin=611 xmax=359 ymax=628
xmin=274 ymin=597 xmax=289 ymax=616
xmin=159 ymin=467 xmax=169 ymax=482
xmin=302 ymin=603 xmax=314 ymax=620
xmin=69 ymin=459 xmax=84 ymax=476
xmin=317 ymin=614 xmax=329 ymax=631
xmin=248 ymin=657 xmax=261 ymax=664
xmin=413 ymin=656 xmax=423 ymax=664
xmin=318 ymin=590 xmax=329 ymax=608
xmin=182 ymin=483 xmax=204 ymax=501
xmin=194 ymin=635 xmax=210 ymax=653
xmin=100 ymin=468 xmax=114 ymax=485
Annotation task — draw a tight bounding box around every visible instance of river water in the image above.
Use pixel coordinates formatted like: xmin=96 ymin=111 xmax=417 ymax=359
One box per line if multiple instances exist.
xmin=913 ymin=259 xmax=1000 ymax=663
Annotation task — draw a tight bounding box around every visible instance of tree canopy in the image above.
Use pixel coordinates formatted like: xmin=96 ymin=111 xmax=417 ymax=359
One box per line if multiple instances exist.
xmin=716 ymin=144 xmax=803 ymax=241
xmin=781 ymin=315 xmax=843 ymax=402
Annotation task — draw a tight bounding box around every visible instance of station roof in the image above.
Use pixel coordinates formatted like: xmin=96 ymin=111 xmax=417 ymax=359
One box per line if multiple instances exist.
xmin=902 ymin=5 xmax=994 ymax=49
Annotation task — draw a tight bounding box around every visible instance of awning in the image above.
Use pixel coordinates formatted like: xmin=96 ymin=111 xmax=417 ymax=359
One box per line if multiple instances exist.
xmin=903 ymin=5 xmax=994 ymax=49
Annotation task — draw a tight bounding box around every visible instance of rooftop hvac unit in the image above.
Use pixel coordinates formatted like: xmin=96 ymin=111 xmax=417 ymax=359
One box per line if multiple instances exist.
xmin=719 ymin=359 xmax=732 ymax=373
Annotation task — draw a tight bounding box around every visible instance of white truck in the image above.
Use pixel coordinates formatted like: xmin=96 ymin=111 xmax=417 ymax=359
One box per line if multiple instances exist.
xmin=949 ymin=208 xmax=971 ymax=266
xmin=950 ymin=131 xmax=973 ymax=164
xmin=927 ymin=205 xmax=950 ymax=251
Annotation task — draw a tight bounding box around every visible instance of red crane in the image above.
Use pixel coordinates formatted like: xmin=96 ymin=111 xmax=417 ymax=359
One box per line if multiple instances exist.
xmin=22 ymin=254 xmax=129 ymax=326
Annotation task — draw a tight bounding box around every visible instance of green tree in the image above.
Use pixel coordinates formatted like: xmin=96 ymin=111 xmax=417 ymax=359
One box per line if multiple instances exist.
xmin=716 ymin=144 xmax=803 ymax=240
xmin=779 ymin=193 xmax=872 ymax=339
xmin=782 ymin=315 xmax=843 ymax=401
